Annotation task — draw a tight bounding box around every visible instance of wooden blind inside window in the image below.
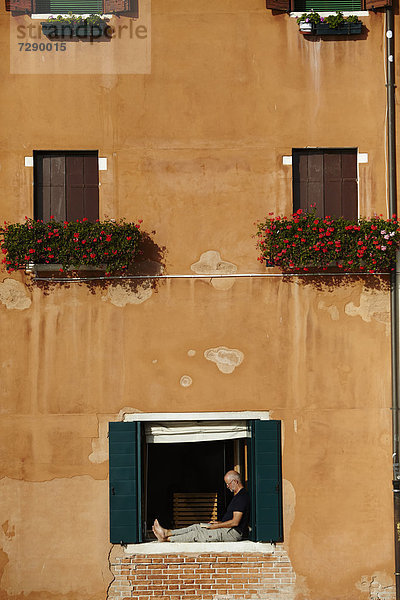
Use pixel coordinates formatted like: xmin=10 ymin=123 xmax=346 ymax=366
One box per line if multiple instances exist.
xmin=293 ymin=149 xmax=357 ymax=219
xmin=295 ymin=0 xmax=361 ymax=9
xmin=34 ymin=0 xmax=102 ymax=12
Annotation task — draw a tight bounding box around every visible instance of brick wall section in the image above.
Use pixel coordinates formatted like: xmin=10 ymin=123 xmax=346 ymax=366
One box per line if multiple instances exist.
xmin=108 ymin=550 xmax=296 ymax=600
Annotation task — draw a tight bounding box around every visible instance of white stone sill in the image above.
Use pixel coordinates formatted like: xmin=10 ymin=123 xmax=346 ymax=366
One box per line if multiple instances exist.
xmin=124 ymin=541 xmax=275 ymax=555
xmin=290 ymin=10 xmax=368 ymax=16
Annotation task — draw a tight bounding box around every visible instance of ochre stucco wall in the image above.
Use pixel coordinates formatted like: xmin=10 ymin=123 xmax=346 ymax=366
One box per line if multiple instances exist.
xmin=0 ymin=0 xmax=396 ymax=598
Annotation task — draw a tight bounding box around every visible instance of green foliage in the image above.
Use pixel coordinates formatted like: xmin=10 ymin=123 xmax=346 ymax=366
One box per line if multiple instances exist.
xmin=324 ymin=10 xmax=345 ymax=28
xmin=297 ymin=10 xmax=361 ymax=29
xmin=256 ymin=209 xmax=400 ymax=273
xmin=46 ymin=12 xmax=105 ymax=25
xmin=1 ymin=218 xmax=143 ymax=274
xmin=296 ymin=11 xmax=321 ymax=25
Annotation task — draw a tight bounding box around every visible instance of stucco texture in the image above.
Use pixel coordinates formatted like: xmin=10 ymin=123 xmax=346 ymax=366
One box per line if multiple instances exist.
xmin=0 ymin=0 xmax=396 ymax=598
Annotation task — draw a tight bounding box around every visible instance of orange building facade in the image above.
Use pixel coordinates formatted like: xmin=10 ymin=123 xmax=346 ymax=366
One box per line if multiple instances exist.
xmin=0 ymin=1 xmax=397 ymax=599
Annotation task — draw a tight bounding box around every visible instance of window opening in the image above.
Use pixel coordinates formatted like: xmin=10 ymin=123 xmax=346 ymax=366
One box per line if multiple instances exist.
xmin=294 ymin=0 xmax=361 ymax=10
xmin=144 ymin=438 xmax=246 ymax=541
xmin=34 ymin=0 xmax=103 ymax=13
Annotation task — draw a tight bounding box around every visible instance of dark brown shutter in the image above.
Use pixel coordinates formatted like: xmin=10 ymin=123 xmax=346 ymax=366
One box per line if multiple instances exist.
xmin=9 ymin=0 xmax=32 ymax=12
xmin=35 ymin=154 xmax=66 ymax=222
xmin=104 ymin=0 xmax=137 ymax=14
xmin=339 ymin=151 xmax=358 ymax=219
xmin=293 ymin=150 xmax=324 ymax=217
xmin=265 ymin=0 xmax=290 ymax=10
xmin=66 ymin=154 xmax=99 ymax=222
xmin=324 ymin=150 xmax=357 ymax=219
xmin=5 ymin=0 xmax=10 ymax=11
xmin=293 ymin=149 xmax=357 ymax=219
xmin=364 ymin=0 xmax=391 ymax=8
xmin=324 ymin=152 xmax=343 ymax=218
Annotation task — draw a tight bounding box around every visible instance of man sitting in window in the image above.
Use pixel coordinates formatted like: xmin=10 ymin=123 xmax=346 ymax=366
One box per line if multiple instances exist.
xmin=152 ymin=470 xmax=250 ymax=543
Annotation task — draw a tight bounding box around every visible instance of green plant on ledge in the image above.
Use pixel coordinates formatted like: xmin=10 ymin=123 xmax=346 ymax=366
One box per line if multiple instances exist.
xmin=1 ymin=218 xmax=143 ymax=275
xmin=297 ymin=10 xmax=361 ymax=29
xmin=256 ymin=209 xmax=400 ymax=273
xmin=324 ymin=11 xmax=359 ymax=28
xmin=46 ymin=12 xmax=105 ymax=25
xmin=296 ymin=10 xmax=321 ymax=26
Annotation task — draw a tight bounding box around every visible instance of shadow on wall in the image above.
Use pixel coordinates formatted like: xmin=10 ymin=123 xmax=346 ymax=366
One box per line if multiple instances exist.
xmin=282 ymin=273 xmax=391 ymax=292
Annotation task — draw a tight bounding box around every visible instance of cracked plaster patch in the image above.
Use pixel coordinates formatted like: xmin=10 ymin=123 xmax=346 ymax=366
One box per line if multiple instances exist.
xmin=356 ymin=573 xmax=395 ymax=600
xmin=0 ymin=279 xmax=31 ymax=310
xmin=180 ymin=375 xmax=192 ymax=387
xmin=345 ymin=290 xmax=390 ymax=335
xmin=102 ymin=281 xmax=152 ymax=307
xmin=204 ymin=346 xmax=244 ymax=374
xmin=191 ymin=251 xmax=237 ymax=290
xmin=318 ymin=300 xmax=339 ymax=321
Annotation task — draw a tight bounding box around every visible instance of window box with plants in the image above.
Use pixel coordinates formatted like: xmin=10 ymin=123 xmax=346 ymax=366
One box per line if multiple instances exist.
xmin=256 ymin=209 xmax=400 ymax=274
xmin=0 ymin=218 xmax=143 ymax=276
xmin=297 ymin=11 xmax=362 ymax=36
xmin=41 ymin=13 xmax=109 ymax=39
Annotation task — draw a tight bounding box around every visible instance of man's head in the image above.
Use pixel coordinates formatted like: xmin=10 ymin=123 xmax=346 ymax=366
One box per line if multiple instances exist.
xmin=224 ymin=470 xmax=243 ymax=494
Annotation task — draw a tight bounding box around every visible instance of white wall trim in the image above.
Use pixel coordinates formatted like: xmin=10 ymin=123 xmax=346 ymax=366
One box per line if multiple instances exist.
xmin=124 ymin=541 xmax=275 ymax=554
xmin=124 ymin=411 xmax=270 ymax=422
xmin=358 ymin=152 xmax=368 ymax=164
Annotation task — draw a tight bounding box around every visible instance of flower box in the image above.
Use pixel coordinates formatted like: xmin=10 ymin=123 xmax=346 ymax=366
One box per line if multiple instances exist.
xmin=1 ymin=218 xmax=143 ymax=275
xmin=26 ymin=263 xmax=107 ymax=274
xmin=256 ymin=209 xmax=399 ymax=274
xmin=314 ymin=22 xmax=362 ymax=35
xmin=41 ymin=21 xmax=109 ymax=39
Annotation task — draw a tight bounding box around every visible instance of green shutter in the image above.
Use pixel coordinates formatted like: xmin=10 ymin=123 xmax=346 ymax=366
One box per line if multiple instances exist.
xmin=249 ymin=420 xmax=283 ymax=543
xmin=295 ymin=0 xmax=361 ymax=9
xmin=35 ymin=0 xmax=103 ymax=13
xmin=109 ymin=421 xmax=142 ymax=545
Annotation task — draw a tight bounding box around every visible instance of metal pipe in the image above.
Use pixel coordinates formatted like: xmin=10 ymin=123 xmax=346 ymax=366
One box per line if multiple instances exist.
xmin=31 ymin=271 xmax=392 ymax=282
xmin=386 ymin=5 xmax=400 ymax=597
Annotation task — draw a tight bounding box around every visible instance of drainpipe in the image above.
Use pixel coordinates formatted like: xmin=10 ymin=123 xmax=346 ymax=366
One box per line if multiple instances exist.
xmin=386 ymin=5 xmax=400 ymax=599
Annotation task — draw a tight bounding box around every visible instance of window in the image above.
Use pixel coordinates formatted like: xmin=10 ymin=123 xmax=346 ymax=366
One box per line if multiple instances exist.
xmin=294 ymin=0 xmax=361 ymax=9
xmin=34 ymin=151 xmax=99 ymax=222
xmin=265 ymin=0 xmax=390 ymax=10
xmin=292 ymin=148 xmax=358 ymax=219
xmin=109 ymin=416 xmax=283 ymax=545
xmin=7 ymin=0 xmax=137 ymax=14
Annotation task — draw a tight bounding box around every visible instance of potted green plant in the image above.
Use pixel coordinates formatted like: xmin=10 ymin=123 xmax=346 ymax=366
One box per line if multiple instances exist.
xmin=315 ymin=11 xmax=362 ymax=35
xmin=296 ymin=11 xmax=321 ymax=33
xmin=41 ymin=13 xmax=109 ymax=39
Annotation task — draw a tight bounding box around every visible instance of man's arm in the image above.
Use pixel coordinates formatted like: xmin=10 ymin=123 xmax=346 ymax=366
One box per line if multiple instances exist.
xmin=207 ymin=511 xmax=243 ymax=530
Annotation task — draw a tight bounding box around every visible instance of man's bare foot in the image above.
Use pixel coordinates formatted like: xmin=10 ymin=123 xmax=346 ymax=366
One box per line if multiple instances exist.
xmin=153 ymin=519 xmax=169 ymax=542
xmin=152 ymin=524 xmax=165 ymax=542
